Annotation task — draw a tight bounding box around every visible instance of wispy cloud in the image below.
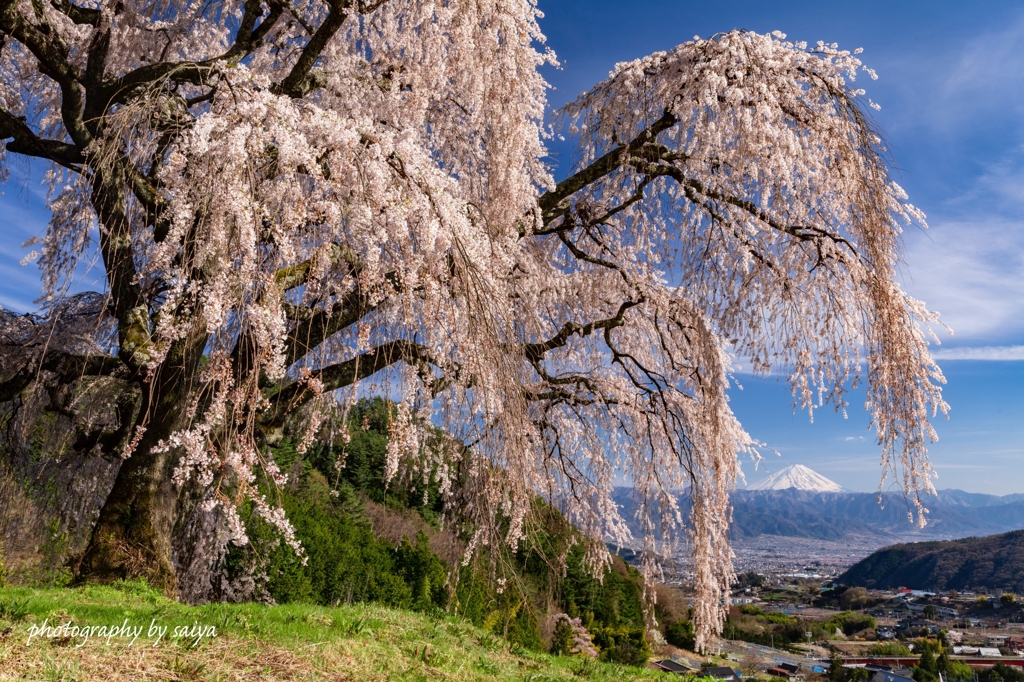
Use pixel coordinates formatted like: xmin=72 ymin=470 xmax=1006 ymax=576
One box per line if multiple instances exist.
xmin=932 ymin=345 xmax=1024 ymax=360
xmin=902 ymin=218 xmax=1024 ymax=344
xmin=844 ymin=436 xmax=866 ymax=442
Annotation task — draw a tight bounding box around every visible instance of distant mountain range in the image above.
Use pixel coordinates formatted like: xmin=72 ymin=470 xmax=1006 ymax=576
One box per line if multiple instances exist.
xmin=839 ymin=529 xmax=1024 ymax=592
xmin=728 ymin=488 xmax=1024 ymax=541
xmin=612 ymin=466 xmax=1024 ymax=545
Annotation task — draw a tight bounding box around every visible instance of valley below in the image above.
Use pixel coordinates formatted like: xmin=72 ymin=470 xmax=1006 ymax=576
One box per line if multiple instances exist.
xmin=615 ymin=466 xmax=1024 ymax=584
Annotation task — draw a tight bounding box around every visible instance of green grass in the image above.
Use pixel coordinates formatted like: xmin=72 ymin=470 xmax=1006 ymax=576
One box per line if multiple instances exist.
xmin=0 ymin=583 xmax=677 ymax=681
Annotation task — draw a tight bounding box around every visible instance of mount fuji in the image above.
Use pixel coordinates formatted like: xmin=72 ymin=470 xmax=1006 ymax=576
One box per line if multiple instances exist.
xmin=746 ymin=464 xmax=844 ymax=493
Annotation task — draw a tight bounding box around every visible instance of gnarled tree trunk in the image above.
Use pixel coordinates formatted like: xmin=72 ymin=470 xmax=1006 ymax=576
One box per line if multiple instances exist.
xmin=76 ymin=323 xmax=207 ymax=595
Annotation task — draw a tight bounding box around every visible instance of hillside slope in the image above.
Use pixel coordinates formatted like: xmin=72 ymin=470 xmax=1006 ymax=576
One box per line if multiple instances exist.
xmin=839 ymin=529 xmax=1024 ymax=592
xmin=0 ymin=583 xmax=671 ymax=681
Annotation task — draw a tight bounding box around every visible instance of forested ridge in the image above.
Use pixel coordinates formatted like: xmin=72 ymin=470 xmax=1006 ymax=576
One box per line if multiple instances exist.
xmin=840 ymin=530 xmax=1024 ymax=592
xmin=252 ymin=399 xmax=655 ymax=663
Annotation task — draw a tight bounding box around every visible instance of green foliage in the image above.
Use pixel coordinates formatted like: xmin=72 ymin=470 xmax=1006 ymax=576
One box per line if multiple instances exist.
xmin=980 ymin=664 xmax=1024 ymax=682
xmin=848 ymin=668 xmax=871 ymax=682
xmin=551 ymin=617 xmax=576 ymax=656
xmin=912 ymin=645 xmax=944 ymax=682
xmin=944 ymin=660 xmax=975 ymax=682
xmin=1000 ymin=593 xmax=1016 ymax=606
xmin=840 ymin=530 xmax=1024 ymax=593
xmin=736 ymin=604 xmax=795 ymax=624
xmin=502 ymin=597 xmax=544 ymax=651
xmin=825 ymin=610 xmax=876 ymax=636
xmin=828 ymin=653 xmax=871 ymax=682
xmin=664 ymin=620 xmax=695 ymax=650
xmin=737 ymin=602 xmax=790 ymax=622
xmin=829 ymin=654 xmax=846 ymax=682
xmin=0 ymin=595 xmax=29 ymax=621
xmin=868 ymin=642 xmax=912 ymax=656
xmin=393 ymin=531 xmax=448 ymax=612
xmin=761 ymin=610 xmax=797 ymax=625
xmin=257 ymin=399 xmax=651 ymax=657
xmin=733 ymin=571 xmax=766 ymax=589
xmin=590 ymin=624 xmax=650 ymax=667
xmin=305 ymin=398 xmax=446 ymax=523
xmin=258 ymin=472 xmax=418 ymax=609
xmin=559 ymin=551 xmax=645 ymax=631
xmin=913 ymin=638 xmax=943 ymax=654
xmin=840 ymin=587 xmax=870 ymax=611
xmin=499 ymin=500 xmax=648 ymax=655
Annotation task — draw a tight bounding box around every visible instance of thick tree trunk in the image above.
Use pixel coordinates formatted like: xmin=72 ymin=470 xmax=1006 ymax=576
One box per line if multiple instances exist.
xmin=75 ymin=407 xmax=181 ymax=593
xmin=76 ymin=324 xmax=208 ymax=595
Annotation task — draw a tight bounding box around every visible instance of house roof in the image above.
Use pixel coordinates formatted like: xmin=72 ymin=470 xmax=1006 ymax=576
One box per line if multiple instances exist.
xmin=704 ymin=665 xmax=741 ymax=680
xmin=652 ymin=660 xmax=698 ymax=674
xmin=868 ymin=671 xmax=915 ymax=682
xmin=768 ymin=667 xmax=795 ymax=678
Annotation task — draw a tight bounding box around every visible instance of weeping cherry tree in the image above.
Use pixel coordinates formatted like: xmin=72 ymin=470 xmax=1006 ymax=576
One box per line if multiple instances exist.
xmin=0 ymin=0 xmax=946 ymax=648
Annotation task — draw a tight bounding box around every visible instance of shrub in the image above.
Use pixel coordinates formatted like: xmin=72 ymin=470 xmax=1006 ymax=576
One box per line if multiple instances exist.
xmin=980 ymin=664 xmax=1024 ymax=682
xmin=590 ymin=624 xmax=650 ymax=666
xmin=828 ymin=611 xmax=877 ymax=636
xmin=913 ymin=638 xmax=943 ymax=654
xmin=550 ymin=614 xmax=598 ymax=658
xmin=868 ymin=642 xmax=912 ymax=656
xmin=665 ymin=620 xmax=696 ymax=650
xmin=945 ymin=661 xmax=975 ymax=682
xmin=841 ymin=587 xmax=870 ymax=611
xmin=250 ymin=465 xmax=456 ymax=613
xmin=393 ymin=531 xmax=448 ymax=612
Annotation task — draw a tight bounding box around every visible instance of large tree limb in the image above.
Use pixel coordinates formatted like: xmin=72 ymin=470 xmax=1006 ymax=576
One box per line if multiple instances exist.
xmin=265 ymin=340 xmax=440 ymax=423
xmin=49 ymin=0 xmax=100 ymax=26
xmin=103 ymin=0 xmax=282 ymax=106
xmin=0 ymin=350 xmax=124 ymax=403
xmin=535 ymin=110 xmax=679 ymax=228
xmin=0 ymin=2 xmax=92 ymax=147
xmin=274 ymin=0 xmax=352 ymax=98
xmin=0 ymin=107 xmax=84 ymax=169
xmin=283 ymin=294 xmax=365 ymax=367
xmin=89 ymin=172 xmax=151 ymax=370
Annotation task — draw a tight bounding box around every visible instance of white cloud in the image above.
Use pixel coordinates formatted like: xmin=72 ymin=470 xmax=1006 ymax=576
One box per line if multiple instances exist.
xmin=932 ymin=345 xmax=1024 ymax=361
xmin=941 ymin=14 xmax=1024 ymax=118
xmin=902 ymin=218 xmax=1024 ymax=343
xmin=844 ymin=436 xmax=866 ymax=442
xmin=878 ymin=9 xmax=1024 ymax=135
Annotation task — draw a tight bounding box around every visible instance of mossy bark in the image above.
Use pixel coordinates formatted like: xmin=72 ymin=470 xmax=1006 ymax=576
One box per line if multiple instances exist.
xmin=76 ymin=326 xmax=207 ymax=597
xmin=75 ymin=415 xmax=180 ymax=593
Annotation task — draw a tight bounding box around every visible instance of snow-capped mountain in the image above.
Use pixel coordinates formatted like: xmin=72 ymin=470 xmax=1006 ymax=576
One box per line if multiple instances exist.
xmin=746 ymin=464 xmax=844 ymax=492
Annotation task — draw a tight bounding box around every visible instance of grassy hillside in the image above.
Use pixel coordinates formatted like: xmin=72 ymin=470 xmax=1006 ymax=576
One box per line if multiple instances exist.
xmin=1 ymin=397 xmax=677 ymax=669
xmin=839 ymin=529 xmax=1024 ymax=591
xmin=0 ymin=582 xmax=675 ymax=681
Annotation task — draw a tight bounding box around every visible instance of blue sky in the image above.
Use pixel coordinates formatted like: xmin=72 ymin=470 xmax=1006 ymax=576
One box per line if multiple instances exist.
xmin=1 ymin=1 xmax=1022 ymax=493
